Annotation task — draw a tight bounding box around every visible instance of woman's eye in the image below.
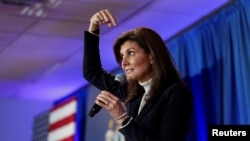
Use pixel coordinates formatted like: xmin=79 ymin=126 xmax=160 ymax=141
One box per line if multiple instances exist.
xmin=129 ymin=51 xmax=135 ymax=56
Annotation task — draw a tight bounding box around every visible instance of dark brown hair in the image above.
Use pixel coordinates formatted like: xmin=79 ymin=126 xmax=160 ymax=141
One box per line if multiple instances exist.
xmin=113 ymin=27 xmax=185 ymax=103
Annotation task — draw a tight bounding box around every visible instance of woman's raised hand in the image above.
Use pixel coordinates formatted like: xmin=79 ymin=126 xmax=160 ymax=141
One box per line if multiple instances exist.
xmin=88 ymin=9 xmax=117 ymax=32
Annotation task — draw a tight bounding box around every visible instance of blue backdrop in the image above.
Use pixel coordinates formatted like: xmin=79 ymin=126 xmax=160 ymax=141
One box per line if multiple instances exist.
xmin=167 ymin=0 xmax=250 ymax=140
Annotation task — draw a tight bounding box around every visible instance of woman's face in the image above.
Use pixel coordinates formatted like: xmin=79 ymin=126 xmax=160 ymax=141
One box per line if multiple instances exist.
xmin=120 ymin=40 xmax=153 ymax=82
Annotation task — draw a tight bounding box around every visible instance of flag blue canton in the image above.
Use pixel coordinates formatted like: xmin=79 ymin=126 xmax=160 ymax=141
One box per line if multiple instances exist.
xmin=32 ymin=110 xmax=49 ymax=141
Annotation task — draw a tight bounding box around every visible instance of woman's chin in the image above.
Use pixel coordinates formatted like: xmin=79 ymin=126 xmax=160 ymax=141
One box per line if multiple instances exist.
xmin=127 ymin=76 xmax=139 ymax=83
xmin=126 ymin=75 xmax=135 ymax=82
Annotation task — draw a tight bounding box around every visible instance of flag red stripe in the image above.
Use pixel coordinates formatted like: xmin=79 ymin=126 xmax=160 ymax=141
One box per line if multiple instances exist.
xmin=61 ymin=135 xmax=75 ymax=141
xmin=51 ymin=96 xmax=76 ymax=112
xmin=49 ymin=113 xmax=76 ymax=131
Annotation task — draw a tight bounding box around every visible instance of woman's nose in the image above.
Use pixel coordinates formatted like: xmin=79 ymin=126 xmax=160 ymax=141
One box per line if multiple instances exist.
xmin=121 ymin=57 xmax=129 ymax=67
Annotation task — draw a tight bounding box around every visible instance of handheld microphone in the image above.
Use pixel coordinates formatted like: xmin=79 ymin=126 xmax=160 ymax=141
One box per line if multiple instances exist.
xmin=88 ymin=74 xmax=126 ymax=117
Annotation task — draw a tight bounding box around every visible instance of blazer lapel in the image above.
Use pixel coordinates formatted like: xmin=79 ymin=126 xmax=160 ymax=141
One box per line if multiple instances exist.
xmin=128 ymin=94 xmax=142 ymax=118
xmin=135 ymin=101 xmax=154 ymax=121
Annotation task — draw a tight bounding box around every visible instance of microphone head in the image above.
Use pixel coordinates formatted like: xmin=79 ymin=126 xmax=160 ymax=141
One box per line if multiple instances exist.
xmin=115 ymin=74 xmax=126 ymax=85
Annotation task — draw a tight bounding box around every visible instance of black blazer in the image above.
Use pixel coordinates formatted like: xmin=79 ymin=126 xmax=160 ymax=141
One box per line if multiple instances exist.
xmin=83 ymin=31 xmax=193 ymax=141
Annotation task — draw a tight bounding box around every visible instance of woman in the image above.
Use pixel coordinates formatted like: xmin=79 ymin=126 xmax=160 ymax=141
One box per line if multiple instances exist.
xmin=83 ymin=9 xmax=193 ymax=141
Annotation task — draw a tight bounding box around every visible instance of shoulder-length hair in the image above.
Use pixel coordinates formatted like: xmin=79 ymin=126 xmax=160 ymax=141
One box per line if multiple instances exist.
xmin=113 ymin=27 xmax=185 ymax=104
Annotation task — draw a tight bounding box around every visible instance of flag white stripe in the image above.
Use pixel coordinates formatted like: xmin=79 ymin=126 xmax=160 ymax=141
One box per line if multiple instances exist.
xmin=48 ymin=122 xmax=75 ymax=141
xmin=49 ymin=100 xmax=77 ymax=124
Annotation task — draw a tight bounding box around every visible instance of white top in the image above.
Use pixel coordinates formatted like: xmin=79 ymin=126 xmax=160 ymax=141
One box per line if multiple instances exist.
xmin=138 ymin=79 xmax=152 ymax=114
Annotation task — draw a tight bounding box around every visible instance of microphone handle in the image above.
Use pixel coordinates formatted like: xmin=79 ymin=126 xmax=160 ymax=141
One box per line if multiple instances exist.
xmin=88 ymin=104 xmax=101 ymax=117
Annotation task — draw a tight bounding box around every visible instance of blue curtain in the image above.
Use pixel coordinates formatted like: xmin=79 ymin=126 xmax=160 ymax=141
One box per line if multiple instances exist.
xmin=167 ymin=0 xmax=250 ymax=140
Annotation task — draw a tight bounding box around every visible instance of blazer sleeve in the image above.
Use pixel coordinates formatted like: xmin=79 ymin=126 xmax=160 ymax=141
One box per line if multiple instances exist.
xmin=83 ymin=31 xmax=127 ymax=100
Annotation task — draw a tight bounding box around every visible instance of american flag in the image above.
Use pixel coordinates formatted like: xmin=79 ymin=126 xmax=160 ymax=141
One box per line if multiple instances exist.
xmin=48 ymin=96 xmax=77 ymax=141
xmin=32 ymin=90 xmax=87 ymax=141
